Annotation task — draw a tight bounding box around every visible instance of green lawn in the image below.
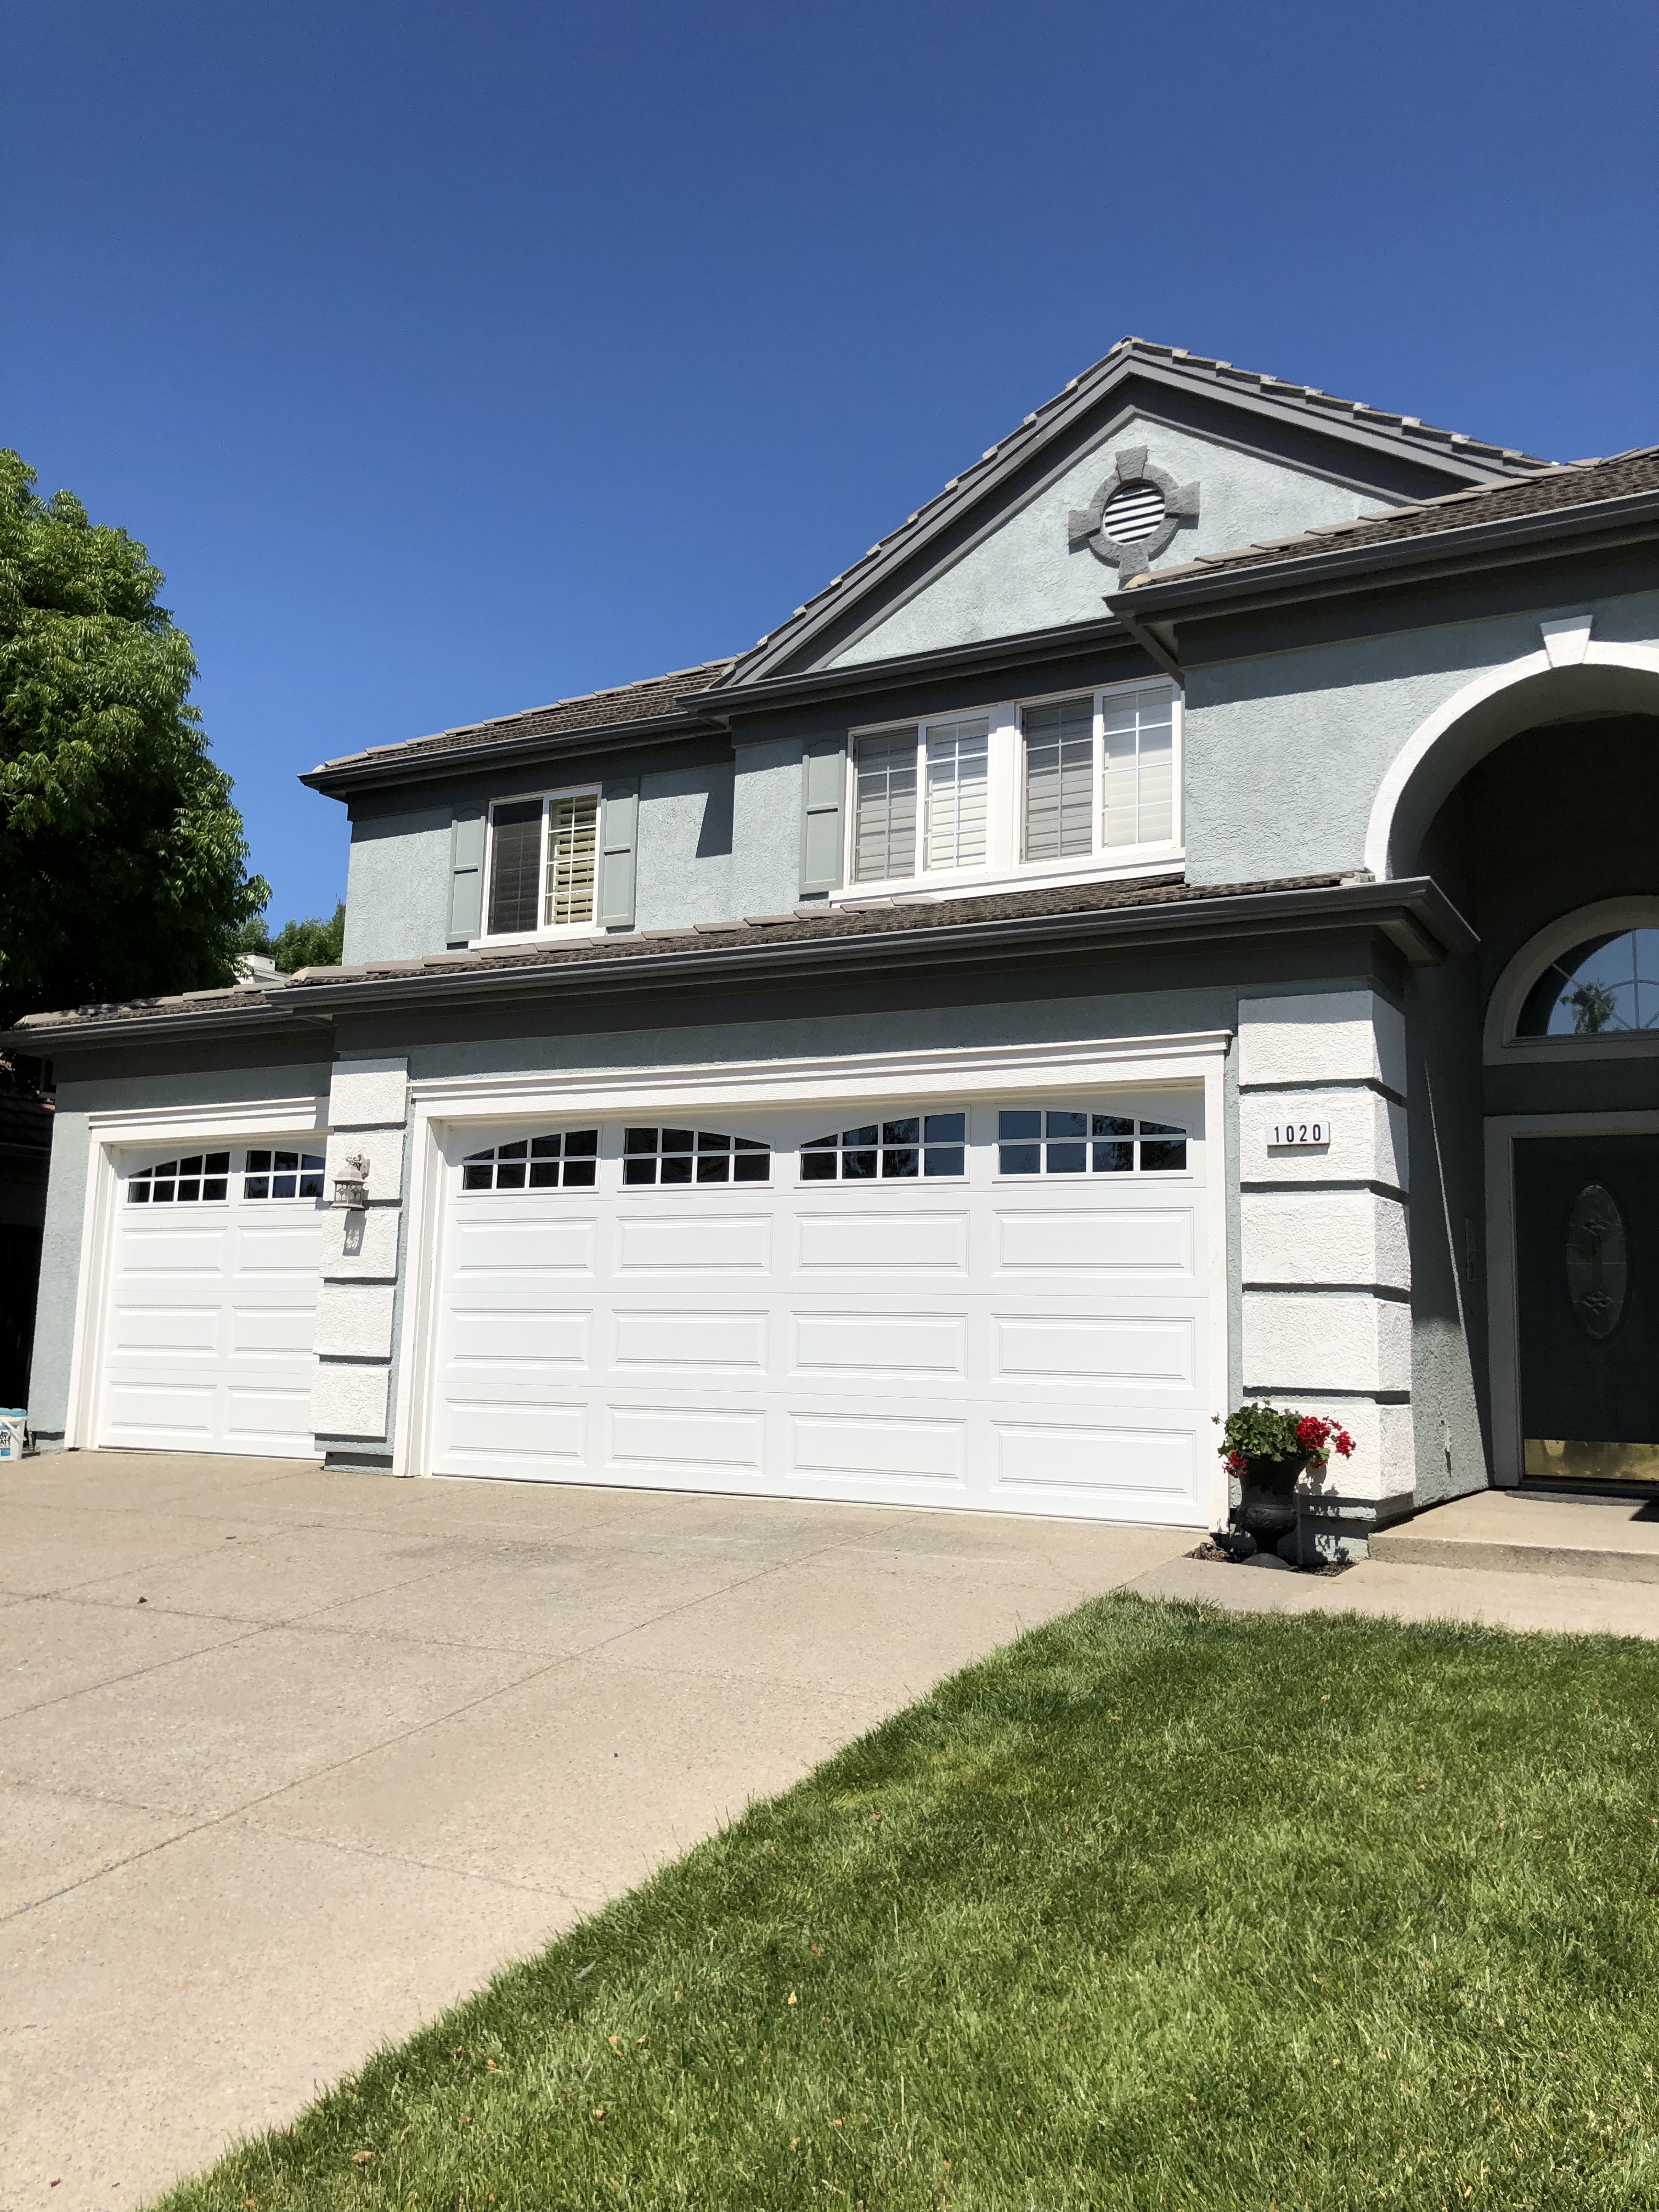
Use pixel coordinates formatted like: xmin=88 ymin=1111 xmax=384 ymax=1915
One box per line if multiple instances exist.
xmin=158 ymin=1595 xmax=1659 ymax=2211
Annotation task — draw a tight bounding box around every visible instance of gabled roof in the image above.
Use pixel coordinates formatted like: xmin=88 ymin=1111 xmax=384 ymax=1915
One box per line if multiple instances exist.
xmin=704 ymin=336 xmax=1558 ymax=691
xmin=1114 ymin=444 xmax=1659 ymax=603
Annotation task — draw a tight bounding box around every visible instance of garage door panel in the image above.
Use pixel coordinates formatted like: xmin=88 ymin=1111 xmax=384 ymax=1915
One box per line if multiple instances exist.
xmin=439 ymin=1393 xmax=589 ymax=1474
xmin=788 ymin=1409 xmax=967 ymax=1487
xmin=100 ymin=1379 xmax=219 ymax=1448
xmin=115 ymin=1223 xmax=233 ymax=1276
xmin=232 ymin=1222 xmax=330 ymax=1277
xmin=991 ymin=1419 xmax=1199 ymax=1504
xmin=616 ymin=1214 xmax=772 ymax=1274
xmin=107 ymin=1299 xmax=225 ymax=1358
xmin=791 ymin=1308 xmax=967 ymax=1378
xmin=994 ymin=1206 xmax=1195 ymax=1280
xmin=447 ymin=1304 xmax=592 ymax=1372
xmin=607 ymin=1402 xmax=768 ymax=1474
xmin=611 ymin=1309 xmax=769 ymax=1373
xmin=993 ymin=1313 xmax=1199 ymax=1387
xmin=450 ymin=1211 xmax=597 ymax=1276
xmin=228 ymin=1301 xmax=320 ymax=1358
xmin=224 ymin=1384 xmax=317 ymax=1451
xmin=794 ymin=1209 xmax=968 ymax=1274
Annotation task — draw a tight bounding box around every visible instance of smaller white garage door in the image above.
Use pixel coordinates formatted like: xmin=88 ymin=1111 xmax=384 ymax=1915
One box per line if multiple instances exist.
xmin=426 ymin=1092 xmax=1219 ymax=1524
xmin=95 ymin=1143 xmax=328 ymax=1456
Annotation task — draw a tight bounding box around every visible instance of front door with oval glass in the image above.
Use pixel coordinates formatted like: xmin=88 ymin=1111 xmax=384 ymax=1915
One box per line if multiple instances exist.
xmin=1514 ymin=1135 xmax=1659 ymax=1486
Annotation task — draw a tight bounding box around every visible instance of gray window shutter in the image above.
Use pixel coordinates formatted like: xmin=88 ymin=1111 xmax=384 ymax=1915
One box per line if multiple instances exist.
xmin=597 ymin=777 xmax=640 ymax=928
xmin=799 ymin=736 xmax=847 ymax=896
xmin=447 ymin=808 xmax=486 ymax=944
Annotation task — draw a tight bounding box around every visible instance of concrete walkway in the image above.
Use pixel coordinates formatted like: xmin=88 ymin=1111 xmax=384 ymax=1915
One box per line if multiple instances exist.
xmin=0 ymin=1451 xmax=1192 ymax=2211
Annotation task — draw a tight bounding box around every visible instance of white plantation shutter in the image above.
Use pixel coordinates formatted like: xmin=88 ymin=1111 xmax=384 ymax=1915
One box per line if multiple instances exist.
xmin=1023 ymin=696 xmax=1094 ymax=860
xmin=923 ymin=715 xmax=989 ymax=871
xmin=545 ymin=793 xmax=599 ymax=924
xmin=1102 ymin=687 xmax=1174 ymax=848
xmin=854 ymin=727 xmax=918 ymax=882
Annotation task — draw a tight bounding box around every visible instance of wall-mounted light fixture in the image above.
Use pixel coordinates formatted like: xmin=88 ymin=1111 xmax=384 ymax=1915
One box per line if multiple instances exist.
xmin=332 ymin=1152 xmax=371 ymax=1210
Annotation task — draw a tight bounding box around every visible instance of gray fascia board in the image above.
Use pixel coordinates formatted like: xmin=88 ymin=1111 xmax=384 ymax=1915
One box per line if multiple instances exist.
xmin=301 ymin=709 xmax=726 ymax=798
xmin=686 ymin=616 xmax=1137 ymax=726
xmin=1109 ymin=488 xmax=1659 ymax=625
xmin=4 ymin=879 xmax=1471 ymax=1053
xmin=710 ymin=355 xmax=1536 ymax=690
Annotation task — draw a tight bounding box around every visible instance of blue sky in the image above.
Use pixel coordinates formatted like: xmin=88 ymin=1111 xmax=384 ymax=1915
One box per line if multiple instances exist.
xmin=7 ymin=0 xmax=1656 ymax=925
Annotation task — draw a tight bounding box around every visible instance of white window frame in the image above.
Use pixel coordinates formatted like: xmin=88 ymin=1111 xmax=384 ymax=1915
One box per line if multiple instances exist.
xmin=479 ymin=780 xmax=604 ymax=946
xmin=834 ymin=676 xmax=1182 ymax=905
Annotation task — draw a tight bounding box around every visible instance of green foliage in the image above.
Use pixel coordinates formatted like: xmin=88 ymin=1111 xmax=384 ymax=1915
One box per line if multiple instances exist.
xmin=237 ymin=902 xmax=346 ymax=974
xmin=1218 ymin=1400 xmax=1306 ymax=1462
xmin=156 ymin=1599 xmax=1659 ymax=2211
xmin=0 ymin=449 xmax=267 ymax=1024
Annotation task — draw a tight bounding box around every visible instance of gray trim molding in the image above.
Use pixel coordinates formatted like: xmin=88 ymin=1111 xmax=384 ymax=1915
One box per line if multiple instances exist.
xmin=1068 ymin=445 xmax=1200 ymax=577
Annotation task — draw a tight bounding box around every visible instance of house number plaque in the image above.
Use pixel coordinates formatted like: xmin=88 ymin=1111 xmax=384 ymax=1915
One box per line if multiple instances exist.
xmin=1268 ymin=1119 xmax=1330 ymax=1149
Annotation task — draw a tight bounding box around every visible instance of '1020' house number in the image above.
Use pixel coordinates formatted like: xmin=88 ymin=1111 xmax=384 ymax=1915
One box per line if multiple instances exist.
xmin=1270 ymin=1118 xmax=1330 ymax=1148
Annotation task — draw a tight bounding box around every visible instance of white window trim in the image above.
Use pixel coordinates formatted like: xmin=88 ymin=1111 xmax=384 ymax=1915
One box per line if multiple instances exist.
xmin=1482 ymin=898 xmax=1659 ymax=1064
xmin=834 ymin=676 xmax=1182 ymax=905
xmin=479 ymin=780 xmax=605 ymax=946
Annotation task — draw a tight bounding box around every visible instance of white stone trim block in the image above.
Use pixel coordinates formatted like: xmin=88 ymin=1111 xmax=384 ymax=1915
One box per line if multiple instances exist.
xmin=315 ymin=1283 xmax=397 ymax=1360
xmin=1293 ymin=1399 xmax=1416 ymax=1505
xmin=326 ymin=1128 xmax=405 ymax=1204
xmin=319 ymin=1204 xmax=402 ymax=1282
xmin=1243 ymin=1290 xmax=1412 ymax=1395
xmin=1240 ymin=1087 xmax=1408 ymax=1191
xmin=328 ymin=1057 xmax=409 ymax=1132
xmin=1238 ymin=990 xmax=1406 ymax=1095
xmin=1242 ymin=1190 xmax=1410 ymax=1292
xmin=312 ymin=1359 xmax=391 ymax=1440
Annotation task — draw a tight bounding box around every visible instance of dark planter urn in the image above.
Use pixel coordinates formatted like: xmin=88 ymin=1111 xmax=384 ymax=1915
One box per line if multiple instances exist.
xmin=1234 ymin=1453 xmax=1314 ymax=1539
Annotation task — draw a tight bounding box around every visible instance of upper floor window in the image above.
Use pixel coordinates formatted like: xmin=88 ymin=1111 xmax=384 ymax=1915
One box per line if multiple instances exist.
xmin=487 ymin=788 xmax=599 ymax=935
xmin=1517 ymin=928 xmax=1659 ymax=1036
xmin=845 ymin=681 xmax=1177 ymax=895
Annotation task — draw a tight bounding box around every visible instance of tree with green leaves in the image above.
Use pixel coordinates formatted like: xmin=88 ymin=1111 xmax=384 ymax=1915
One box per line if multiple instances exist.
xmin=236 ymin=901 xmax=346 ymax=974
xmin=0 ymin=450 xmax=268 ymax=1027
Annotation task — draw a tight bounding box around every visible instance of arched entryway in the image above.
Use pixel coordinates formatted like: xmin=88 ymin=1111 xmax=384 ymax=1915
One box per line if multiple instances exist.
xmin=1389 ymin=656 xmax=1659 ymax=1495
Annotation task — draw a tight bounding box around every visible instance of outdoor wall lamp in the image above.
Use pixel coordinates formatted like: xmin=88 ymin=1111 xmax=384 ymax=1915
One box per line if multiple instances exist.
xmin=332 ymin=1152 xmax=371 ymax=1210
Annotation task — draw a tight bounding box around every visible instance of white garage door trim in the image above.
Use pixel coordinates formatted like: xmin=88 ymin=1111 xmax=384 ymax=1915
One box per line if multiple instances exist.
xmin=63 ymin=1094 xmax=329 ymax=1452
xmin=396 ymin=1032 xmax=1232 ymax=1520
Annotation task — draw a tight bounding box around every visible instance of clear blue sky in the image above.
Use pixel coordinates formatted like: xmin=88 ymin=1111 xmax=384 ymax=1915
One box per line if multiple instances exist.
xmin=6 ymin=0 xmax=1656 ymax=925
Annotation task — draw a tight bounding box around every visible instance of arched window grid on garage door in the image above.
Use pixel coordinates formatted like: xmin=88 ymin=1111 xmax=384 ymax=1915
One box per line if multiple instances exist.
xmin=127 ymin=1152 xmax=232 ymax=1204
xmin=244 ymin=1150 xmax=326 ymax=1201
xmin=997 ymin=1109 xmax=1188 ymax=1176
xmin=623 ymin=1127 xmax=771 ymax=1185
xmin=801 ymin=1113 xmax=966 ymax=1181
xmin=462 ymin=1132 xmax=600 ymax=1190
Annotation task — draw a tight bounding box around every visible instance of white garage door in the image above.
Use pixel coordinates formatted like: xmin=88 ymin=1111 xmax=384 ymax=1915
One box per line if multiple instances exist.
xmin=426 ymin=1094 xmax=1218 ymax=1525
xmin=96 ymin=1143 xmax=327 ymax=1456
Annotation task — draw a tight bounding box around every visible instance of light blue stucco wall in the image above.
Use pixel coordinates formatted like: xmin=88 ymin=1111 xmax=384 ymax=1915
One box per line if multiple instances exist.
xmin=830 ymin=414 xmax=1401 ymax=668
xmin=342 ymin=806 xmax=454 ymax=963
xmin=1182 ymin=586 xmax=1659 ymax=886
xmin=730 ymin=740 xmax=805 ymax=918
xmin=28 ymin=1060 xmax=334 ymax=1439
xmin=634 ymin=764 xmax=734 ymax=929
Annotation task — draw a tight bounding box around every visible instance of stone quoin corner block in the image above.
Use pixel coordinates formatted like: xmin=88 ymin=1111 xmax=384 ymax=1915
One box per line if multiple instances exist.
xmin=1243 ymin=1290 xmax=1412 ymax=1397
xmin=311 ymin=1359 xmax=391 ymax=1441
xmin=1239 ymin=1087 xmax=1409 ymax=1192
xmin=1288 ymin=1400 xmax=1416 ymax=1507
xmin=314 ymin=1282 xmax=397 ymax=1362
xmin=324 ymin=1127 xmax=405 ymax=1205
xmin=319 ymin=1204 xmax=401 ymax=1281
xmin=326 ymin=1057 xmax=410 ymax=1132
xmin=1241 ymin=1189 xmax=1411 ymax=1293
xmin=1237 ymin=991 xmax=1407 ymax=1095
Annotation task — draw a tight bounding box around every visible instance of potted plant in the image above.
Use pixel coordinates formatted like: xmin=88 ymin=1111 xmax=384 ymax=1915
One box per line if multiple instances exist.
xmin=1218 ymin=1403 xmax=1355 ymax=1541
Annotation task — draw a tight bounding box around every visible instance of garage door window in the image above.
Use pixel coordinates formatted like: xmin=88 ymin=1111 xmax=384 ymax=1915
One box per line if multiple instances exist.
xmin=244 ymin=1150 xmax=326 ymax=1201
xmin=127 ymin=1153 xmax=232 ymax=1204
xmin=463 ymin=1132 xmax=599 ymax=1190
xmin=997 ymin=1110 xmax=1187 ymax=1175
xmin=801 ymin=1113 xmax=966 ymax=1180
xmin=624 ymin=1128 xmax=771 ymax=1185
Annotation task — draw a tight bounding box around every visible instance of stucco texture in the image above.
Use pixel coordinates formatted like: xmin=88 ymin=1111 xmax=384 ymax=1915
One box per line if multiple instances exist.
xmin=342 ymin=807 xmax=454 ymax=964
xmin=830 ymin=414 xmax=1398 ymax=668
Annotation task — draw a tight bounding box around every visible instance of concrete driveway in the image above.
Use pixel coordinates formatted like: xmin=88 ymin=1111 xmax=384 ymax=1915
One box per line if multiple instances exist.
xmin=1 ymin=1451 xmax=1192 ymax=2209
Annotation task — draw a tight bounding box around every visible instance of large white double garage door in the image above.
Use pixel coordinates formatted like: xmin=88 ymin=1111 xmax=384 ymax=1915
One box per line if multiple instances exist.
xmin=425 ymin=1088 xmax=1220 ymax=1525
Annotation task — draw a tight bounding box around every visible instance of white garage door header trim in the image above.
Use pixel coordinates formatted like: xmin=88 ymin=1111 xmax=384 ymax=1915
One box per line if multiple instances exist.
xmin=393 ymin=1030 xmax=1233 ymax=1485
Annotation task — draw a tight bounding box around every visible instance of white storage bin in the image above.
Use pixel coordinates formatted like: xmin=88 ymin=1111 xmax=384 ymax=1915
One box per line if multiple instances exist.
xmin=0 ymin=1412 xmax=27 ymax=1462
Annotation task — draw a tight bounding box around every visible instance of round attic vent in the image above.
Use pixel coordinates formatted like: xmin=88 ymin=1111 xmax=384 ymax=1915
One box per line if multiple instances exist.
xmin=1098 ymin=481 xmax=1166 ymax=544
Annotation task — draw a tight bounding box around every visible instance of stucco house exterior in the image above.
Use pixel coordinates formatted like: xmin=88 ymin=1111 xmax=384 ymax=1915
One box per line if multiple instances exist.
xmin=12 ymin=338 xmax=1657 ymax=1545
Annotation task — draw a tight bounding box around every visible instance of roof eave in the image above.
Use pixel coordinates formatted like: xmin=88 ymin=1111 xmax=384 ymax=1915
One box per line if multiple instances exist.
xmin=7 ymin=877 xmax=1472 ymax=1054
xmin=302 ymin=706 xmax=729 ymax=798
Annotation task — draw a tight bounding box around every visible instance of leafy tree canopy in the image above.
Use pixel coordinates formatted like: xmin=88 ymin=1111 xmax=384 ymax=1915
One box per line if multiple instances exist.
xmin=237 ymin=901 xmax=346 ymax=974
xmin=0 ymin=449 xmax=268 ymax=1026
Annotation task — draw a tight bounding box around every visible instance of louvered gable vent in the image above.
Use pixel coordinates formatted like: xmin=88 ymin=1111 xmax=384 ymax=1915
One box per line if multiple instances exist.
xmin=1098 ymin=482 xmax=1166 ymax=544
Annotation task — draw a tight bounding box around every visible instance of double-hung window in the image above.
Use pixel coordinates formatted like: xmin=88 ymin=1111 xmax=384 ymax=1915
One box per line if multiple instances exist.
xmin=486 ymin=788 xmax=600 ymax=936
xmin=854 ymin=715 xmax=990 ymax=884
xmin=1022 ymin=685 xmax=1175 ymax=861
